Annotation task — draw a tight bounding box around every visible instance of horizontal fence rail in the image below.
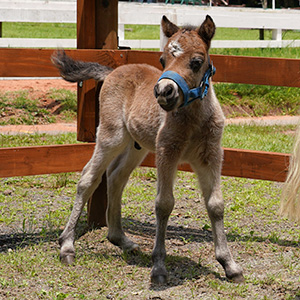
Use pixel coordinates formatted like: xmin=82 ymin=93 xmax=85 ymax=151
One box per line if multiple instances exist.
xmin=0 ymin=2 xmax=299 ymax=48
xmin=0 ymin=49 xmax=299 ymax=87
xmin=0 ymin=144 xmax=290 ymax=182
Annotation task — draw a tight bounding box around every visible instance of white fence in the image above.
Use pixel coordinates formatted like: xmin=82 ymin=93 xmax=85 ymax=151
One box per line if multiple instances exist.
xmin=0 ymin=1 xmax=299 ymax=49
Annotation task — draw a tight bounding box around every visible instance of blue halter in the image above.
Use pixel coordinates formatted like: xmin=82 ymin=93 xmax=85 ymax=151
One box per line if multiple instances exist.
xmin=157 ymin=59 xmax=216 ymax=108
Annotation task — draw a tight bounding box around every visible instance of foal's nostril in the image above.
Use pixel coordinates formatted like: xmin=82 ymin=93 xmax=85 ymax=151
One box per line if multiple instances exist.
xmin=165 ymin=85 xmax=173 ymax=97
xmin=164 ymin=84 xmax=175 ymax=99
xmin=154 ymin=83 xmax=175 ymax=100
xmin=154 ymin=84 xmax=160 ymax=98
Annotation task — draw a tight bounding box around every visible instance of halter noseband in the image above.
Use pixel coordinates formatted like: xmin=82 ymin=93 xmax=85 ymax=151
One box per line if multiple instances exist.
xmin=157 ymin=57 xmax=216 ymax=108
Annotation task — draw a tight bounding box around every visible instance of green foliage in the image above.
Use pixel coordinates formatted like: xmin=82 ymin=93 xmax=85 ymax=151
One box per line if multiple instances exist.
xmin=215 ymin=83 xmax=300 ymax=117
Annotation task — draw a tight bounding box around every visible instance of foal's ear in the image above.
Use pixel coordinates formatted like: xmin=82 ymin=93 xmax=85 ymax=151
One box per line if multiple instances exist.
xmin=161 ymin=15 xmax=180 ymax=38
xmin=197 ymin=15 xmax=216 ymax=48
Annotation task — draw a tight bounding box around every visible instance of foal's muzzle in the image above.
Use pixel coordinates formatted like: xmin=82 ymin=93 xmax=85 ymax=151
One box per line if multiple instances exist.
xmin=153 ymin=79 xmax=180 ymax=112
xmin=155 ymin=59 xmax=216 ymax=109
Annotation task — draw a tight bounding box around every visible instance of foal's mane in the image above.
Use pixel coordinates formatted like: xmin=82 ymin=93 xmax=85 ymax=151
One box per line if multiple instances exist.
xmin=181 ymin=25 xmax=197 ymax=32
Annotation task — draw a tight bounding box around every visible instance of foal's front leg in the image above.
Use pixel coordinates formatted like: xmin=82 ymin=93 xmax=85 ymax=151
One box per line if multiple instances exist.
xmin=151 ymin=154 xmax=178 ymax=284
xmin=193 ymin=161 xmax=244 ymax=283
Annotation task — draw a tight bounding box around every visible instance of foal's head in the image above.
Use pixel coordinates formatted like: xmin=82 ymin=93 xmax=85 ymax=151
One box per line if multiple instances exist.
xmin=154 ymin=15 xmax=216 ymax=111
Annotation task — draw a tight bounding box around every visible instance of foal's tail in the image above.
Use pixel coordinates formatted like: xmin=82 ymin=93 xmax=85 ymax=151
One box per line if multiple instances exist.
xmin=51 ymin=50 xmax=113 ymax=83
xmin=280 ymin=124 xmax=300 ymax=222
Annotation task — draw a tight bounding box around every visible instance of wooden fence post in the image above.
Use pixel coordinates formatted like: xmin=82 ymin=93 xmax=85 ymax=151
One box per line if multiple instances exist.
xmin=77 ymin=0 xmax=118 ymax=227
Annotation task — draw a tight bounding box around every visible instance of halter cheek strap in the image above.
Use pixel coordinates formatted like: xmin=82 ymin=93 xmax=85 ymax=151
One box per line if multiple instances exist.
xmin=157 ymin=59 xmax=216 ymax=108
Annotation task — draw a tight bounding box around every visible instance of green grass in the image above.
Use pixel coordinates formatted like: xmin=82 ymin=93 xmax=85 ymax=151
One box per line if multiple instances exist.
xmin=124 ymin=24 xmax=300 ymax=58
xmin=222 ymin=124 xmax=296 ymax=153
xmin=215 ymin=83 xmax=300 ymax=117
xmin=210 ymin=47 xmax=300 ymax=59
xmin=0 ymin=124 xmax=295 ymax=153
xmin=125 ymin=25 xmax=300 ymax=42
xmin=0 ymin=133 xmax=80 ymax=148
xmin=215 ymin=28 xmax=300 ymax=41
xmin=0 ymin=126 xmax=299 ymax=299
xmin=2 ymin=22 xmax=300 ymax=58
xmin=2 ymin=22 xmax=76 ymax=39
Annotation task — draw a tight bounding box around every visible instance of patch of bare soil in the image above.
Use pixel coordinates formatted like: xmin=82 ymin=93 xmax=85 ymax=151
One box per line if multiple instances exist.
xmin=0 ymin=79 xmax=77 ymax=93
xmin=0 ymin=79 xmax=77 ymax=125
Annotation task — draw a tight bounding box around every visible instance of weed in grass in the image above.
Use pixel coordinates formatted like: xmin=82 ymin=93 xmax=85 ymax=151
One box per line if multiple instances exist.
xmin=48 ymin=88 xmax=77 ymax=121
xmin=52 ymin=173 xmax=75 ymax=189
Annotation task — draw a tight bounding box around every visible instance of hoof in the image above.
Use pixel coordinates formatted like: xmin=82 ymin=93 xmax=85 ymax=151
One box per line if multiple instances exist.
xmin=229 ymin=273 xmax=245 ymax=283
xmin=60 ymin=253 xmax=75 ymax=265
xmin=108 ymin=235 xmax=139 ymax=253
xmin=226 ymin=271 xmax=245 ymax=283
xmin=151 ymin=267 xmax=168 ymax=285
xmin=151 ymin=274 xmax=168 ymax=285
xmin=124 ymin=242 xmax=140 ymax=254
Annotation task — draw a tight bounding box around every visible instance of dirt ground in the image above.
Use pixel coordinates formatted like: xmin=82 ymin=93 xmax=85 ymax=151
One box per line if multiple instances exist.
xmin=0 ymin=78 xmax=77 ymax=93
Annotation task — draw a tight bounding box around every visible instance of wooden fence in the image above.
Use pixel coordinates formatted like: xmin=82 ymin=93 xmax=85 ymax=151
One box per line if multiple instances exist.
xmin=0 ymin=0 xmax=299 ymax=226
xmin=0 ymin=48 xmax=298 ymax=183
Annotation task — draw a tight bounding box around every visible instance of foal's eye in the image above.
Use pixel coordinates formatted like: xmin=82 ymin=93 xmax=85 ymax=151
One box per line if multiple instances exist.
xmin=159 ymin=56 xmax=166 ymax=69
xmin=190 ymin=58 xmax=203 ymax=72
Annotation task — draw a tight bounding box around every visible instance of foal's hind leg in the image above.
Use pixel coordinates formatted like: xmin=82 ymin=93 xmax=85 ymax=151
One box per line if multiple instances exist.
xmin=59 ymin=137 xmax=129 ymax=265
xmin=106 ymin=144 xmax=148 ymax=252
xmin=192 ymin=159 xmax=244 ymax=283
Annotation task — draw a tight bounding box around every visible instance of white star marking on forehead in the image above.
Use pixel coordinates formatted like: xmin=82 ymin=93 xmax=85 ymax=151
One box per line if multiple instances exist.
xmin=168 ymin=41 xmax=184 ymax=57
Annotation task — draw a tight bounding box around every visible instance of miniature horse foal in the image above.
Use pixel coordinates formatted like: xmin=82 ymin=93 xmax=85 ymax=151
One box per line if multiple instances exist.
xmin=52 ymin=15 xmax=244 ymax=284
